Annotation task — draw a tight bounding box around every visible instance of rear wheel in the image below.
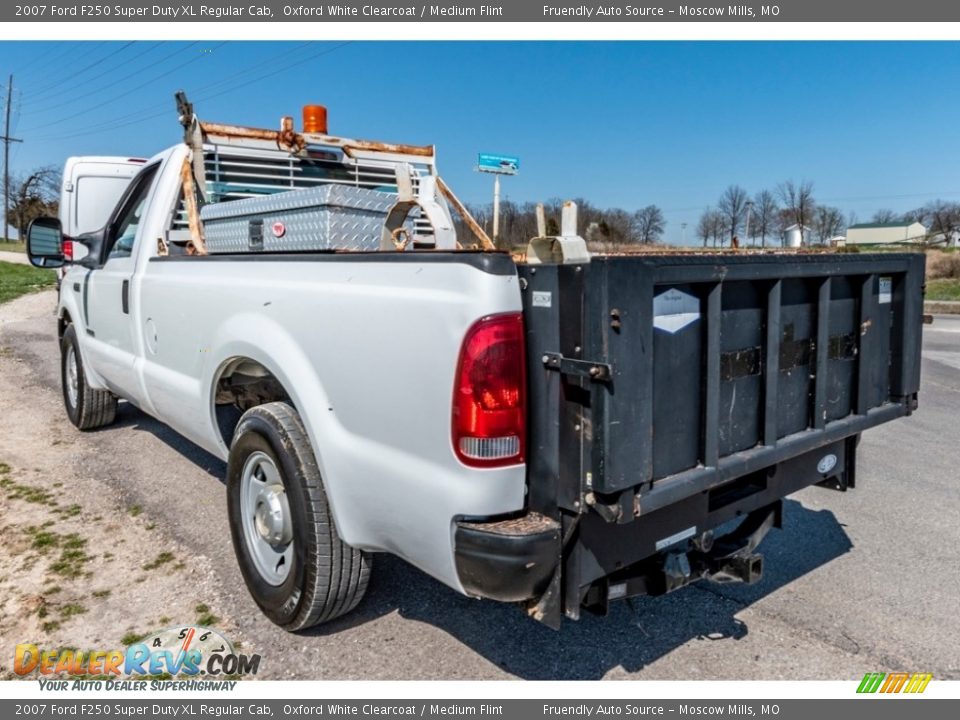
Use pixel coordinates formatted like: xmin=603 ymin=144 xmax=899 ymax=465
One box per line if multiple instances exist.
xmin=226 ymin=402 xmax=371 ymax=631
xmin=60 ymin=324 xmax=117 ymax=431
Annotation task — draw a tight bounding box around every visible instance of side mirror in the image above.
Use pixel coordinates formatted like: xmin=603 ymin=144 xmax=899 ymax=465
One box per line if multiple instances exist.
xmin=26 ymin=217 xmax=64 ymax=269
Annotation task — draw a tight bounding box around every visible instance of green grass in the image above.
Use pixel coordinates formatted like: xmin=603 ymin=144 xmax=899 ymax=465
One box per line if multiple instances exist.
xmin=0 ymin=261 xmax=56 ymax=304
xmin=59 ymin=603 xmax=87 ymax=618
xmin=121 ymin=631 xmax=149 ymax=646
xmin=1 ymin=476 xmax=58 ymax=506
xmin=0 ymin=240 xmax=25 ymax=253
xmin=142 ymin=551 xmax=174 ymax=571
xmin=195 ymin=603 xmax=219 ymax=627
xmin=927 ymin=279 xmax=960 ymax=302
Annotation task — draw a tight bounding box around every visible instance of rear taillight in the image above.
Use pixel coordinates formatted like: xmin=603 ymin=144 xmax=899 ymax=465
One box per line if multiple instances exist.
xmin=452 ymin=313 xmax=526 ymax=467
xmin=62 ymin=239 xmax=73 ymax=261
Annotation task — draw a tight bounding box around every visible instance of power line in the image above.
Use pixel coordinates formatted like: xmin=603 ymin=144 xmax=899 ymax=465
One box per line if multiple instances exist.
xmin=25 ymin=41 xmax=135 ymax=99
xmin=15 ymin=42 xmax=100 ymax=86
xmin=28 ymin=42 xmax=342 ymax=143
xmin=184 ymin=42 xmax=354 ymax=105
xmin=26 ymin=42 xmax=212 ymax=133
xmin=59 ymin=40 xmax=316 ymax=130
xmin=23 ymin=42 xmax=175 ymax=114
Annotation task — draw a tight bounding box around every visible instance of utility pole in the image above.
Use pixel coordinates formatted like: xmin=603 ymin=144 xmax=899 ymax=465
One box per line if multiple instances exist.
xmin=2 ymin=75 xmax=23 ymax=241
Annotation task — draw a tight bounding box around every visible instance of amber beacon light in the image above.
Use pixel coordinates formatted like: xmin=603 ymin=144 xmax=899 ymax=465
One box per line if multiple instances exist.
xmin=302 ymin=105 xmax=328 ymax=134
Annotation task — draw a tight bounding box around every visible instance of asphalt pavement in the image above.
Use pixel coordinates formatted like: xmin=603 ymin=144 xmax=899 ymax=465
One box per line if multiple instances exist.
xmin=1 ymin=293 xmax=957 ymax=680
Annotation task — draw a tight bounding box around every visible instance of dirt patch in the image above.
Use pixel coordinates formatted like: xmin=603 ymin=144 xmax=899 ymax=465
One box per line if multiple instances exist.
xmin=0 ymin=292 xmax=244 ymax=680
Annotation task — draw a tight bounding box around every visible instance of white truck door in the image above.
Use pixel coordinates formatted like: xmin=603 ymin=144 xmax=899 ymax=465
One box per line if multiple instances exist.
xmin=83 ymin=163 xmax=159 ymax=403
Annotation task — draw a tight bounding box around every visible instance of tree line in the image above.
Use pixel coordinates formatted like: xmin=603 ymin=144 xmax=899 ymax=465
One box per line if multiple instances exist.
xmin=697 ymin=181 xmax=960 ymax=248
xmin=459 ymin=198 xmax=667 ymax=249
xmin=696 ymin=181 xmax=840 ymax=247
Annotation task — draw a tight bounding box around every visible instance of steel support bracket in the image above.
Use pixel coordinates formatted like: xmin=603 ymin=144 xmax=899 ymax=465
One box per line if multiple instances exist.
xmin=541 ymin=352 xmax=612 ymax=382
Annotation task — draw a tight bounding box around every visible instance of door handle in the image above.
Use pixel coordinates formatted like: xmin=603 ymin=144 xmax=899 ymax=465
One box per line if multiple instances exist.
xmin=122 ymin=279 xmax=129 ymax=315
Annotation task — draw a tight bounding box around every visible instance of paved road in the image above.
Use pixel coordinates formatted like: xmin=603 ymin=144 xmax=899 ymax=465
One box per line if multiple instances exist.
xmin=1 ymin=293 xmax=958 ymax=680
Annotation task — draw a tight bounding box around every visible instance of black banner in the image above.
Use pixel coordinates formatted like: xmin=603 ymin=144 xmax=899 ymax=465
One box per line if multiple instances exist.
xmin=3 ymin=1 xmax=959 ymax=23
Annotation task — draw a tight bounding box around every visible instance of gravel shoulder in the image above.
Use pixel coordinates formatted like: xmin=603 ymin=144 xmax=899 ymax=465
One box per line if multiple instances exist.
xmin=0 ymin=292 xmax=242 ymax=678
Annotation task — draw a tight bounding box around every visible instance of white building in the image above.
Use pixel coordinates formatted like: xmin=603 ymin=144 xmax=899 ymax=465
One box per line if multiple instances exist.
xmin=784 ymin=224 xmax=812 ymax=247
xmin=846 ymin=221 xmax=926 ymax=245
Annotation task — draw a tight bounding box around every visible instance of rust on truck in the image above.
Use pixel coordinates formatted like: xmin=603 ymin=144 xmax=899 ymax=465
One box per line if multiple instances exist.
xmin=437 ymin=176 xmax=496 ymax=251
xmin=197 ymin=119 xmax=435 ymax=160
xmin=179 ymin=156 xmax=207 ymax=255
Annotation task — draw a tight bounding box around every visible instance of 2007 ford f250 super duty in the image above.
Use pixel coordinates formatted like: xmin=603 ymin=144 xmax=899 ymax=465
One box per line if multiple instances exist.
xmin=27 ymin=97 xmax=925 ymax=631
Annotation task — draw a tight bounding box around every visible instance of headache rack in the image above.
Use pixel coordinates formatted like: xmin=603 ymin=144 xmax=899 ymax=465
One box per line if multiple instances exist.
xmin=167 ymin=92 xmax=493 ymax=255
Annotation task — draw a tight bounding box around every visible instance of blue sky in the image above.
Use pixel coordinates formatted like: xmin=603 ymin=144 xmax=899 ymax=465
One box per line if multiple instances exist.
xmin=1 ymin=40 xmax=957 ymax=244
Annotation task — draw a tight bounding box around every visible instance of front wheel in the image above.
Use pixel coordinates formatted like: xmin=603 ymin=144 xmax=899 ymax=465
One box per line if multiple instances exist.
xmin=60 ymin=324 xmax=117 ymax=431
xmin=226 ymin=402 xmax=371 ymax=631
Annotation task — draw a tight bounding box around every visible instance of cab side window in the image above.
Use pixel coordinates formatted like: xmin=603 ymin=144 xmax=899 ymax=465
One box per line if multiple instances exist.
xmin=106 ymin=164 xmax=159 ymax=260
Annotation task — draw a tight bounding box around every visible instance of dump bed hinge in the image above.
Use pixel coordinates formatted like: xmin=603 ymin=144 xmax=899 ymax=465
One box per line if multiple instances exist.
xmin=541 ymin=352 xmax=612 ymax=382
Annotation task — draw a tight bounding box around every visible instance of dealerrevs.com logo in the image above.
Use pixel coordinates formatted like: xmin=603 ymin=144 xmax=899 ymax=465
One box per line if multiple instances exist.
xmin=14 ymin=626 xmax=261 ymax=689
xmin=857 ymin=672 xmax=933 ymax=694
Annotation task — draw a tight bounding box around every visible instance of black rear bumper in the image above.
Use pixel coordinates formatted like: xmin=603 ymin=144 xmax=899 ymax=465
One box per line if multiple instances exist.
xmin=454 ymin=437 xmax=860 ymax=627
xmin=454 ymin=513 xmax=560 ymax=602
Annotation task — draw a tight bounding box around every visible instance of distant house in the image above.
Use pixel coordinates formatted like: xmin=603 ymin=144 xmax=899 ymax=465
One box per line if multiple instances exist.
xmin=3 ymin=224 xmax=17 ymax=241
xmin=846 ymin=221 xmax=926 ymax=245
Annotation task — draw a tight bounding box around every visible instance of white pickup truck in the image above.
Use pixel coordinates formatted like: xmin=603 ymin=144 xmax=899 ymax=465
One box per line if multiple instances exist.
xmin=27 ymin=98 xmax=925 ymax=631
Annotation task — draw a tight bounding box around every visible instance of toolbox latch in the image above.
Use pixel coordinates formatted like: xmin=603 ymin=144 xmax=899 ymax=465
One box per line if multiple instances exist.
xmin=248 ymin=219 xmax=264 ymax=252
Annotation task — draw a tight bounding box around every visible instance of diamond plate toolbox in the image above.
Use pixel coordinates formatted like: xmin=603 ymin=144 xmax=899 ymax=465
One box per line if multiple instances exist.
xmin=200 ymin=184 xmax=398 ymax=253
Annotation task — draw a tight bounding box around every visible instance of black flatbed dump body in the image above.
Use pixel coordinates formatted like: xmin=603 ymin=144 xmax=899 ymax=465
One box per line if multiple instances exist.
xmin=511 ymin=251 xmax=925 ymax=626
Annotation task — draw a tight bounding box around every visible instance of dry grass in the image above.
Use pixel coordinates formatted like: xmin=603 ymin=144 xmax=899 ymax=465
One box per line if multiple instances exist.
xmin=926 ymin=250 xmax=960 ymax=280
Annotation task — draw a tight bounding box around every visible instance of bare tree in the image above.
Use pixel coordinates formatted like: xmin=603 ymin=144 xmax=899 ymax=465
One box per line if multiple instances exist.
xmin=632 ymin=205 xmax=666 ymax=244
xmin=921 ymin=200 xmax=960 ymax=245
xmin=872 ymin=208 xmax=898 ymax=223
xmin=10 ymin=166 xmax=61 ymax=240
xmin=902 ymin=206 xmax=926 ymax=225
xmin=696 ymin=208 xmax=713 ymax=247
xmin=752 ymin=190 xmax=778 ymax=247
xmin=776 ymin=180 xmax=816 ymax=244
xmin=717 ymin=185 xmax=749 ymax=244
xmin=709 ymin=209 xmax=727 ymax=248
xmin=814 ymin=206 xmax=845 ymax=245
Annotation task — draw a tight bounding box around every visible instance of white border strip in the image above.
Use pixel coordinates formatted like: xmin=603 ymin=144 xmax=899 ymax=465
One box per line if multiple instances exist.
xmin=2 ymin=22 xmax=960 ymax=41
xmin=2 ymin=680 xmax=959 ymax=699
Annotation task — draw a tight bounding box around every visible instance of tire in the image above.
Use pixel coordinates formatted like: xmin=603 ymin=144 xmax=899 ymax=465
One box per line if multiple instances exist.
xmin=226 ymin=401 xmax=371 ymax=631
xmin=60 ymin=324 xmax=118 ymax=431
